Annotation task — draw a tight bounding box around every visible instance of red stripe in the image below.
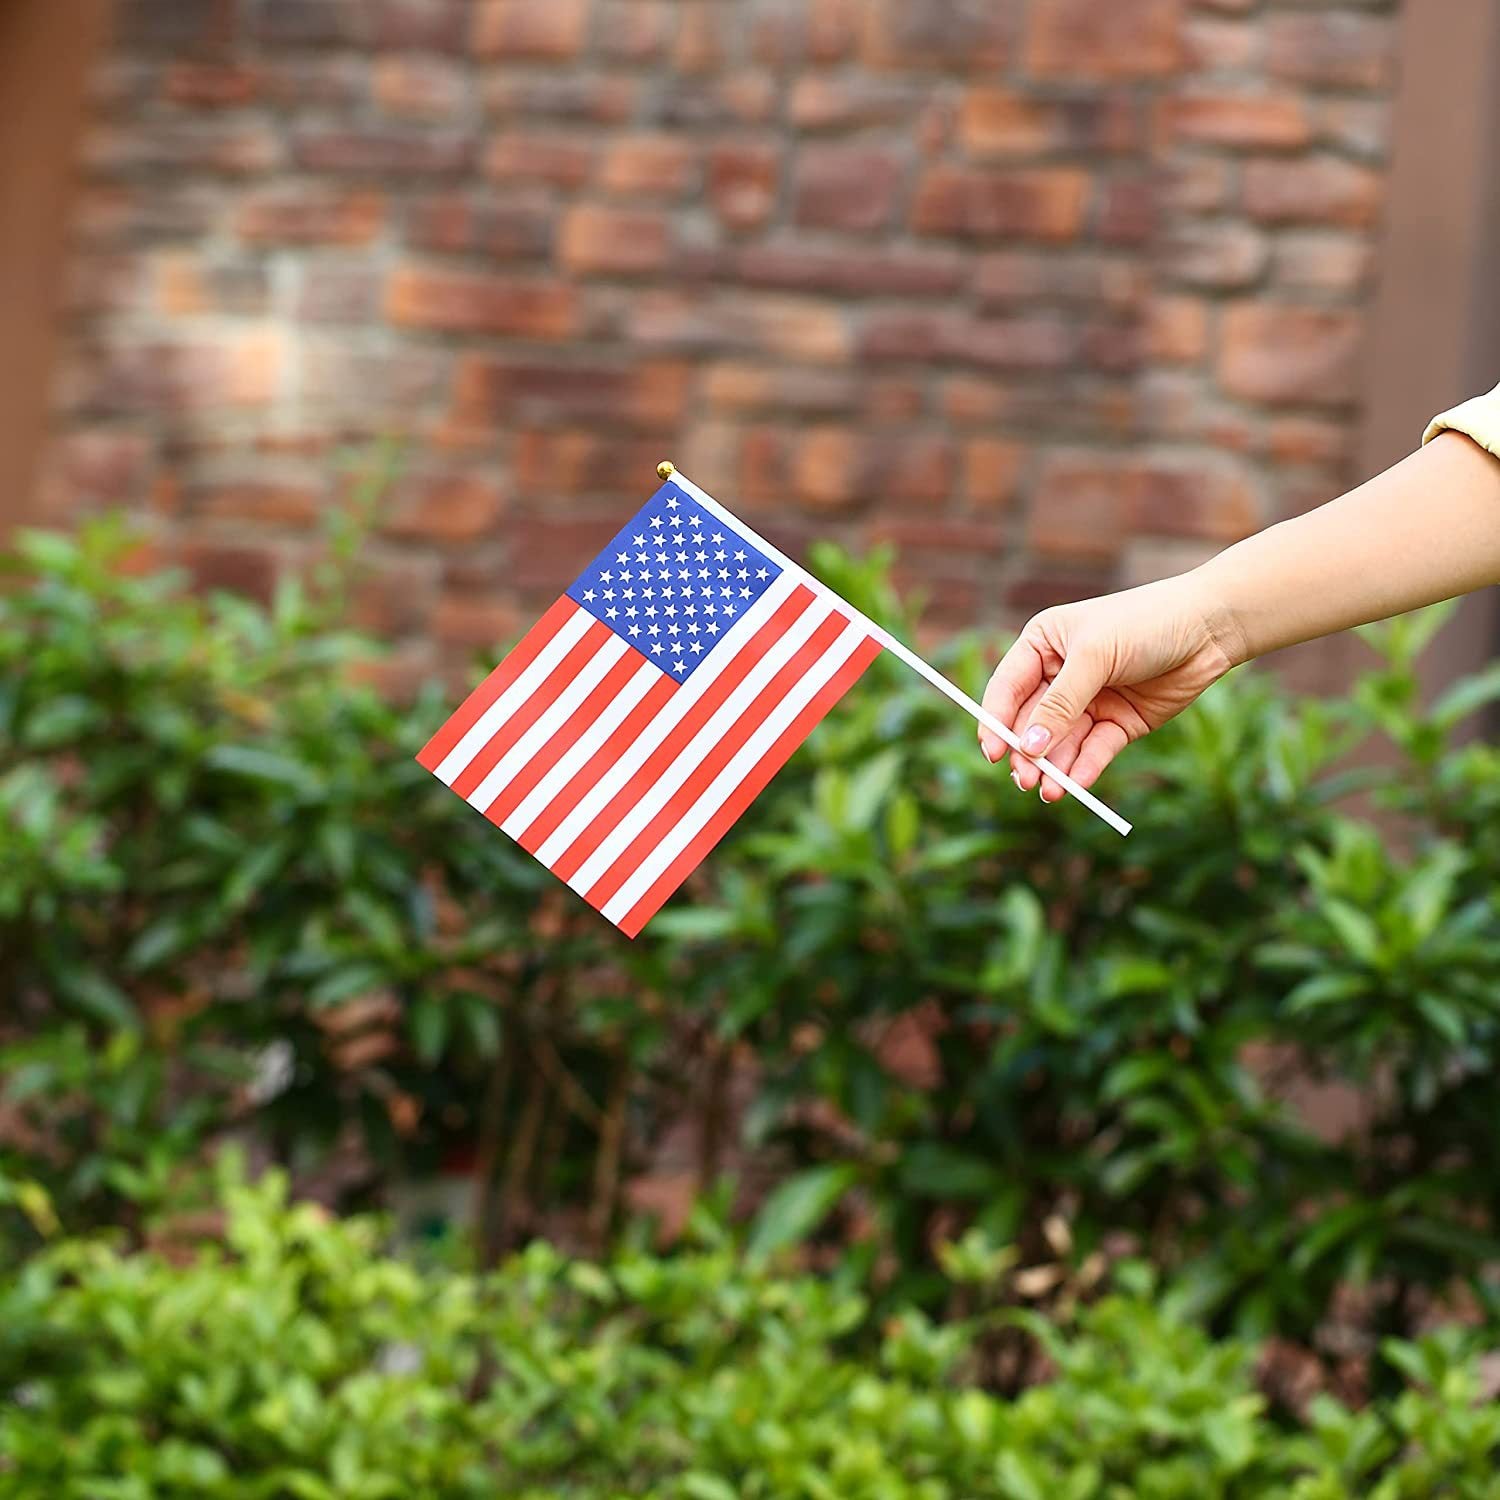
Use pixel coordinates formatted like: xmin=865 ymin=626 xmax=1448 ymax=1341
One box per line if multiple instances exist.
xmin=618 ymin=635 xmax=882 ymax=937
xmin=451 ymin=620 xmax=613 ymax=801
xmin=548 ymin=584 xmax=816 ymax=884
xmin=517 ymin=674 xmax=678 ymax=857
xmin=584 ymin=611 xmax=851 ymax=912
xmin=480 ymin=650 xmax=644 ymax=828
xmin=416 ymin=596 xmax=577 ymax=773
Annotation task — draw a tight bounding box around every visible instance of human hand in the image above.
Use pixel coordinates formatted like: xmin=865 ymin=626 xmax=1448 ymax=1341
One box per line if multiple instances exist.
xmin=979 ymin=572 xmax=1245 ymax=801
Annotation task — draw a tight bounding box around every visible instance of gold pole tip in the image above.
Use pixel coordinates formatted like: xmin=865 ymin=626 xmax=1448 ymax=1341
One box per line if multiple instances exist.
xmin=656 ymin=460 xmax=675 ymax=481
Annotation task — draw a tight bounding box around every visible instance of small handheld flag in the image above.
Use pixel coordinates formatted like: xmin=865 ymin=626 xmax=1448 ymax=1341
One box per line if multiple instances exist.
xmin=419 ymin=465 xmax=1130 ymax=937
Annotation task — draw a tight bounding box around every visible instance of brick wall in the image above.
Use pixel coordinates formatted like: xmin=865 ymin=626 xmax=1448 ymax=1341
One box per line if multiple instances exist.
xmin=40 ymin=0 xmax=1401 ymax=683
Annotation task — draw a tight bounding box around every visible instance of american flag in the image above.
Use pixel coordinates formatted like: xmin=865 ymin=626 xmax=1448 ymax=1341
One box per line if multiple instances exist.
xmin=418 ymin=476 xmax=883 ymax=937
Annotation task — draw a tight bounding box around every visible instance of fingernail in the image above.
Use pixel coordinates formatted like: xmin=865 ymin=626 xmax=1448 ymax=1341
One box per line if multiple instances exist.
xmin=979 ymin=736 xmax=996 ymax=763
xmin=1021 ymin=725 xmax=1050 ymax=756
xmin=1010 ymin=769 xmax=1024 ymax=792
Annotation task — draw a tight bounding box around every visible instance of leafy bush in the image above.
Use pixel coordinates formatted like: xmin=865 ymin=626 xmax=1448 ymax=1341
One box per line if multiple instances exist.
xmin=3 ymin=521 xmax=1500 ymax=1363
xmin=4 ymin=1169 xmax=1500 ymax=1499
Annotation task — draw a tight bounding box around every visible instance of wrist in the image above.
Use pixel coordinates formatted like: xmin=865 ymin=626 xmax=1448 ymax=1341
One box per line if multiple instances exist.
xmin=1180 ymin=557 xmax=1253 ymax=671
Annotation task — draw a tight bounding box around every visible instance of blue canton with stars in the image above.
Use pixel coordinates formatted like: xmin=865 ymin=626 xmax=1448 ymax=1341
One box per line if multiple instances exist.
xmin=565 ymin=482 xmax=783 ymax=683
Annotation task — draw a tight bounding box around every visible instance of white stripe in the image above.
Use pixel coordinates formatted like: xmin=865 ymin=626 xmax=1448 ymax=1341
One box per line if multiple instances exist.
xmin=564 ymin=594 xmax=839 ymax=898
xmin=464 ymin=634 xmax=630 ymax=812
xmin=434 ymin=606 xmax=594 ymax=787
xmin=603 ymin=622 xmax=867 ymax=923
xmin=533 ymin=572 xmax=802 ymax=868
xmin=502 ymin=659 xmax=660 ymax=840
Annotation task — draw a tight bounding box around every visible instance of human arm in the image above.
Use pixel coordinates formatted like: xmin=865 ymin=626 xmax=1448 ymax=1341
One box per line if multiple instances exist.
xmin=981 ymin=403 xmax=1500 ymax=801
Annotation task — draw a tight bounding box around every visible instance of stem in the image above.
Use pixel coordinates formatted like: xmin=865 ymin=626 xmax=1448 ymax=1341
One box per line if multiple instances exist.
xmin=590 ymin=1051 xmax=630 ymax=1252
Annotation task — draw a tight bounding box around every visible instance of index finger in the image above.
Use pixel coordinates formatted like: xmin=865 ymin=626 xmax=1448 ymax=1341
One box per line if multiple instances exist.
xmin=979 ymin=635 xmax=1044 ymax=763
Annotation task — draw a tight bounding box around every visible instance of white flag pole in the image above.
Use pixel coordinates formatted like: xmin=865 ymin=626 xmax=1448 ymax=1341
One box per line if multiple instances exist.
xmin=662 ymin=465 xmax=1133 ymax=839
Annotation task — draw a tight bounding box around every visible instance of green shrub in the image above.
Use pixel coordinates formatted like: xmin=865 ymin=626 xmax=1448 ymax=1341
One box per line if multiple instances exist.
xmin=4 ymin=1169 xmax=1500 ymax=1498
xmin=3 ymin=522 xmax=1500 ymax=1358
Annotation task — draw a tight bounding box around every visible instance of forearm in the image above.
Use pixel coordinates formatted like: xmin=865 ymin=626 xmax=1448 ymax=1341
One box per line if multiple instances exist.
xmin=1194 ymin=432 xmax=1500 ymax=665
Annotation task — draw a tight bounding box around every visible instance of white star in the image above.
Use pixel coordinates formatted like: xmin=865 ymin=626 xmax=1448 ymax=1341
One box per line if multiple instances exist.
xmin=629 ymin=625 xmax=641 ymax=638
xmin=715 ymin=549 xmax=727 ymax=562
xmin=684 ymin=603 xmax=697 ymax=616
xmin=706 ymin=621 xmax=720 ymax=635
xmin=673 ymin=659 xmax=686 ymax=673
xmin=704 ymin=603 xmax=717 ymax=616
xmin=718 ymin=568 xmax=729 ymax=580
xmin=755 ymin=567 xmax=769 ymax=580
xmin=725 ymin=604 xmax=737 ymax=617
xmin=666 ymin=494 xmax=679 ymax=510
xmin=636 ymin=551 xmax=649 ymax=564
xmin=582 ymin=588 xmax=596 ymax=602
xmin=710 ymin=532 xmax=723 ymax=545
xmin=658 ymin=569 xmax=671 ymax=581
xmin=664 ymin=604 xmax=677 ymax=618
xmin=602 ymin=588 xmax=615 ymax=601
xmin=625 ymin=605 xmax=637 ymax=618
xmin=651 ymin=642 xmax=663 ymax=655
xmin=668 ymin=623 xmax=679 ymax=636
xmin=687 ymin=622 xmax=699 ymax=636
xmin=645 ymin=605 xmax=658 ymax=618
xmin=689 ymin=515 xmax=702 ymax=528
xmin=656 ymin=552 xmax=668 ymax=564
xmin=650 ymin=516 xmax=664 ymax=530
xmin=648 ymin=623 xmax=660 ymax=636
xmin=719 ymin=586 xmax=731 ymax=598
xmin=734 ymin=550 xmax=746 ymax=562
xmin=695 ymin=551 xmax=707 ymax=563
xmin=620 ymin=570 xmax=633 ymax=583
xmin=672 ymin=534 xmax=685 ymax=549
xmin=662 ymin=586 xmax=674 ymax=599
xmin=623 ymin=588 xmax=635 ymax=600
xmin=690 ymin=640 xmax=703 ymax=654
xmin=632 ymin=534 xmax=646 ymax=547
xmin=698 ymin=568 xmax=710 ymax=580
xmin=616 ymin=552 xmax=628 ymax=564
xmin=675 ymin=551 xmax=687 ymax=563
xmin=739 ymin=587 xmax=751 ymax=599
xmin=642 ymin=587 xmax=655 ymax=600
xmin=736 ymin=568 xmax=748 ymax=580
xmin=600 ymin=570 xmax=612 ymax=582
xmin=606 ymin=607 xmax=618 ymax=619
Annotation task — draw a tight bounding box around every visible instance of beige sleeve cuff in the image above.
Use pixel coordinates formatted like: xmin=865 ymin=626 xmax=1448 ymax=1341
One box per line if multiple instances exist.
xmin=1423 ymin=380 xmax=1500 ymax=459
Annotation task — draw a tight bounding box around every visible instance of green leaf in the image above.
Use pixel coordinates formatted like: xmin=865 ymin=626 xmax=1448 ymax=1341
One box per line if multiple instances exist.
xmin=747 ymin=1164 xmax=857 ymax=1264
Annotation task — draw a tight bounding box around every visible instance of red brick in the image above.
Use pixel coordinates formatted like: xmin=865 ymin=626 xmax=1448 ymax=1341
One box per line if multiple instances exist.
xmin=912 ymin=166 xmax=1090 ymax=241
xmin=351 ymin=558 xmax=441 ymax=638
xmin=861 ymin=0 xmax=1013 ymax=70
xmin=450 ymin=356 xmax=691 ymax=431
xmin=599 ymin=135 xmax=697 ymax=198
xmin=558 ymin=205 xmax=674 ymax=277
xmin=869 ymin=517 xmax=1002 ymax=555
xmin=861 ymin=312 xmax=1071 ymax=370
xmin=628 ymin=292 xmax=851 ymax=364
xmin=381 ymin=474 xmax=507 ymax=543
xmin=736 ymin=243 xmax=966 ymax=298
xmin=72 ymin=334 xmax=283 ymax=415
xmin=164 ymin=63 xmax=262 ymax=108
xmin=674 ymin=3 xmax=726 ymax=71
xmin=704 ymin=363 xmax=861 ymax=416
xmin=155 ymin=254 xmax=271 ymax=317
xmin=299 ymin=266 xmax=382 ymax=324
xmin=294 ymin=128 xmax=473 ymax=175
xmin=1267 ymin=14 xmax=1393 ymax=91
xmin=1163 ymin=223 xmax=1268 ymax=289
xmin=237 ymin=189 xmax=384 ymax=245
xmin=1082 ymin=320 xmax=1144 ymax=375
xmin=651 ymin=74 xmax=776 ymax=128
xmin=1096 ymin=177 xmax=1157 ymax=245
xmin=1146 ymin=297 xmax=1209 ymax=364
xmin=483 ymin=73 xmax=638 ymax=123
xmin=1182 ymin=17 xmax=1256 ymax=70
xmin=505 ymin=514 xmax=627 ymax=590
xmin=434 ymin=594 xmax=520 ymax=651
xmin=808 ymin=0 xmax=857 ymax=60
xmin=857 ymin=432 xmax=955 ymax=508
xmin=519 ymin=429 xmax=678 ymax=498
xmin=174 ymin=540 xmax=281 ymax=601
xmin=1317 ymin=100 xmax=1389 ymax=161
xmin=471 ymin=0 xmax=588 ymax=58
xmin=975 ymin=253 xmax=1145 ymax=310
xmin=1028 ymin=457 xmax=1128 ymax=561
xmin=407 ymin=193 xmax=553 ymax=259
xmin=1219 ymin=304 xmax=1363 ymax=407
xmin=792 ymin=428 xmax=861 ymax=510
xmin=1244 ymin=157 xmax=1384 ymax=229
xmin=1273 ymin=233 xmax=1373 ymax=295
xmin=193 ymin=482 xmax=323 ymax=526
xmin=373 ymin=0 xmax=470 ymax=51
xmin=794 ymin=147 xmax=903 ymax=233
xmin=385 ymin=267 xmax=578 ymax=338
xmin=1161 ymin=158 xmax=1233 ymax=213
xmin=1165 ymin=93 xmax=1313 ymax=149
xmin=87 ymin=122 xmax=281 ymax=175
xmin=788 ymin=77 xmax=923 ymax=131
xmin=1026 ymin=0 xmax=1181 ymax=79
xmin=254 ymin=0 xmax=364 ymax=46
xmin=963 ymin=438 xmax=1025 ymax=509
xmin=942 ymin=378 xmax=1016 ymax=428
xmin=483 ymin=133 xmax=593 ymax=190
xmin=865 ymin=378 xmax=926 ymax=423
xmin=43 ymin=431 xmax=154 ymax=509
xmin=301 ymin=341 xmax=447 ymax=411
xmin=373 ymin=58 xmax=468 ymax=119
xmin=1269 ymin=418 xmax=1351 ymax=471
xmin=959 ymin=89 xmax=1138 ymax=157
xmin=598 ymin=1 xmax=673 ymax=61
xmin=261 ymin=57 xmax=369 ymax=109
xmin=707 ymin=145 xmax=780 ymax=231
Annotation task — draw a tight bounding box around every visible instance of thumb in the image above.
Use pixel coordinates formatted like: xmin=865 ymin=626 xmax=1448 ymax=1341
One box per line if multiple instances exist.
xmin=1017 ymin=650 xmax=1104 ymax=760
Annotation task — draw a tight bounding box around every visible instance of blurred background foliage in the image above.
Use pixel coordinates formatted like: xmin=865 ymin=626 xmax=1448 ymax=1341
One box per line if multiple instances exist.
xmin=3 ymin=515 xmax=1500 ymax=1488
